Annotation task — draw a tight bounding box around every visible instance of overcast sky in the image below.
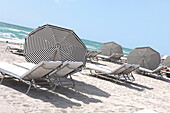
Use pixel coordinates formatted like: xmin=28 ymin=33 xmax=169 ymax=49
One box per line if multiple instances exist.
xmin=0 ymin=0 xmax=170 ymax=55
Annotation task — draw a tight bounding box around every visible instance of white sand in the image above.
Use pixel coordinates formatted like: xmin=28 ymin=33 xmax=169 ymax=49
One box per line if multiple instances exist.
xmin=0 ymin=42 xmax=170 ymax=113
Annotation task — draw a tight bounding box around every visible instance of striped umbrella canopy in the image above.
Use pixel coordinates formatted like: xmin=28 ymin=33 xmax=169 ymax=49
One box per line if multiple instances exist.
xmin=99 ymin=41 xmax=123 ymax=56
xmin=24 ymin=24 xmax=87 ymax=65
xmin=127 ymin=47 xmax=160 ymax=70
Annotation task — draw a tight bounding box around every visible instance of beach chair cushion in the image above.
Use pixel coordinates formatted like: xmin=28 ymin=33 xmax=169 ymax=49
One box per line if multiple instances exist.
xmin=87 ymin=50 xmax=101 ymax=58
xmin=86 ymin=64 xmax=131 ymax=75
xmin=97 ymin=53 xmax=123 ymax=61
xmin=96 ymin=54 xmax=110 ymax=59
xmin=0 ymin=62 xmax=30 ymax=79
xmin=6 ymin=44 xmax=24 ymax=51
xmin=139 ymin=66 xmax=167 ymax=74
xmin=50 ymin=61 xmax=83 ymax=77
xmin=0 ymin=61 xmax=62 ymax=80
xmin=123 ymin=64 xmax=140 ymax=75
xmin=152 ymin=66 xmax=167 ymax=73
xmin=111 ymin=64 xmax=131 ymax=75
xmin=86 ymin=64 xmax=112 ymax=74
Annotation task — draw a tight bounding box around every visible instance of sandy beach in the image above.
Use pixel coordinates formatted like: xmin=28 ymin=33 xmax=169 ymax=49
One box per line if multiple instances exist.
xmin=0 ymin=42 xmax=170 ymax=113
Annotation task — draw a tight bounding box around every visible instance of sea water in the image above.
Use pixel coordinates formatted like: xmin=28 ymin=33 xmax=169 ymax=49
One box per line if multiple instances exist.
xmin=0 ymin=22 xmax=132 ymax=55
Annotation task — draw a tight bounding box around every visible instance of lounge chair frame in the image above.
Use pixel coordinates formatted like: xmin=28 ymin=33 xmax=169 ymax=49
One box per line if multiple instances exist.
xmin=48 ymin=61 xmax=83 ymax=90
xmin=87 ymin=50 xmax=101 ymax=62
xmin=97 ymin=53 xmax=123 ymax=63
xmin=0 ymin=61 xmax=62 ymax=94
xmin=137 ymin=66 xmax=167 ymax=78
xmin=87 ymin=64 xmax=138 ymax=82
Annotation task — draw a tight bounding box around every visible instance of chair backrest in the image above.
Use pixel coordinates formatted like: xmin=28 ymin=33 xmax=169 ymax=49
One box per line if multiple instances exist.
xmin=88 ymin=50 xmax=101 ymax=58
xmin=152 ymin=66 xmax=167 ymax=73
xmin=109 ymin=53 xmax=117 ymax=58
xmin=110 ymin=64 xmax=131 ymax=75
xmin=117 ymin=53 xmax=123 ymax=58
xmin=22 ymin=61 xmax=62 ymax=80
xmin=123 ymin=64 xmax=140 ymax=75
xmin=87 ymin=50 xmax=93 ymax=57
xmin=13 ymin=62 xmax=36 ymax=70
xmin=50 ymin=61 xmax=83 ymax=77
xmin=90 ymin=51 xmax=101 ymax=57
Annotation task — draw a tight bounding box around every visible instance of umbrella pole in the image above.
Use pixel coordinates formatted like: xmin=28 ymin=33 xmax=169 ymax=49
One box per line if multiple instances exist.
xmin=52 ymin=46 xmax=60 ymax=61
xmin=142 ymin=58 xmax=144 ymax=67
xmin=52 ymin=50 xmax=57 ymax=61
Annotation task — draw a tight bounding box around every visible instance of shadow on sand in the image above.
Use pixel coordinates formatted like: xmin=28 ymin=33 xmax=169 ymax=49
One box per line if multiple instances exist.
xmin=0 ymin=77 xmax=111 ymax=108
xmin=137 ymin=72 xmax=170 ymax=83
xmin=82 ymin=73 xmax=153 ymax=92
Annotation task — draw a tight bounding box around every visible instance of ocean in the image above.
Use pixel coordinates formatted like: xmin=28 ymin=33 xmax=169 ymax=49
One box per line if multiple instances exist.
xmin=0 ymin=22 xmax=132 ymax=55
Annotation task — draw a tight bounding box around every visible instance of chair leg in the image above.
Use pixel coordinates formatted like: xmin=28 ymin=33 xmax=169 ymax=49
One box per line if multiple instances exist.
xmin=47 ymin=75 xmax=53 ymax=87
xmin=90 ymin=69 xmax=93 ymax=75
xmin=113 ymin=74 xmax=120 ymax=83
xmin=58 ymin=77 xmax=63 ymax=86
xmin=130 ymin=73 xmax=135 ymax=81
xmin=5 ymin=46 xmax=9 ymax=51
xmin=96 ymin=57 xmax=98 ymax=62
xmin=52 ymin=84 xmax=57 ymax=91
xmin=25 ymin=82 xmax=32 ymax=94
xmin=69 ymin=75 xmax=75 ymax=88
xmin=31 ymin=79 xmax=39 ymax=91
xmin=0 ymin=74 xmax=5 ymax=84
xmin=122 ymin=74 xmax=127 ymax=81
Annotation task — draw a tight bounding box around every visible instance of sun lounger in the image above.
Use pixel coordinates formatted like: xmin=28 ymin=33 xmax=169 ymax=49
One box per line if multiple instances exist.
xmin=6 ymin=44 xmax=24 ymax=51
xmin=48 ymin=61 xmax=83 ymax=90
xmin=97 ymin=53 xmax=123 ymax=62
xmin=6 ymin=44 xmax=24 ymax=55
xmin=120 ymin=56 xmax=128 ymax=63
xmin=161 ymin=69 xmax=170 ymax=78
xmin=87 ymin=50 xmax=101 ymax=62
xmin=0 ymin=61 xmax=62 ymax=94
xmin=11 ymin=50 xmax=24 ymax=55
xmin=122 ymin=64 xmax=140 ymax=81
xmin=138 ymin=66 xmax=167 ymax=77
xmin=86 ymin=63 xmax=137 ymax=81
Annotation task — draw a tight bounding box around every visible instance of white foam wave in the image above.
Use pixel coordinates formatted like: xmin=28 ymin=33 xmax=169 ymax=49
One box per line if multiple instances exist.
xmin=0 ymin=27 xmax=30 ymax=34
xmin=123 ymin=50 xmax=130 ymax=55
xmin=86 ymin=45 xmax=98 ymax=50
xmin=0 ymin=32 xmax=16 ymax=38
xmin=18 ymin=33 xmax=27 ymax=37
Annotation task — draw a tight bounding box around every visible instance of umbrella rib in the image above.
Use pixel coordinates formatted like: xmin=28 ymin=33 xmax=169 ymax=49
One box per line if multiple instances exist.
xmin=48 ymin=26 xmax=57 ymax=43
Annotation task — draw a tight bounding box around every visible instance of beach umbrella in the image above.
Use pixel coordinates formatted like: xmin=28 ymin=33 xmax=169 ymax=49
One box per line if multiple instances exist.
xmin=99 ymin=41 xmax=123 ymax=56
xmin=24 ymin=24 xmax=87 ymax=65
xmin=127 ymin=47 xmax=160 ymax=70
xmin=163 ymin=56 xmax=170 ymax=67
xmin=162 ymin=55 xmax=169 ymax=60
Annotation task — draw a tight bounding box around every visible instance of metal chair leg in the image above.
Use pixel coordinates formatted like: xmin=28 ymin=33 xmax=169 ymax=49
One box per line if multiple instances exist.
xmin=69 ymin=75 xmax=75 ymax=88
xmin=130 ymin=73 xmax=135 ymax=81
xmin=31 ymin=79 xmax=40 ymax=91
xmin=25 ymin=82 xmax=32 ymax=94
xmin=0 ymin=74 xmax=5 ymax=84
xmin=122 ymin=74 xmax=127 ymax=81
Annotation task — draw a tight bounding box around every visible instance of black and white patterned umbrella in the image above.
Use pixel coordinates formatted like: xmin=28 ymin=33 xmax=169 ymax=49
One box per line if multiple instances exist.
xmin=127 ymin=47 xmax=160 ymax=70
xmin=24 ymin=24 xmax=87 ymax=65
xmin=99 ymin=41 xmax=123 ymax=56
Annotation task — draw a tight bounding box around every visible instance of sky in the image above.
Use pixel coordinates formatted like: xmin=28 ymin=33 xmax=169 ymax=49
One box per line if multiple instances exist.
xmin=0 ymin=0 xmax=170 ymax=55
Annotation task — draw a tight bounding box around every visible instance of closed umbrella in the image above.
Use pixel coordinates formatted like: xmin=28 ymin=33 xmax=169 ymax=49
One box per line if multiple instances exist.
xmin=127 ymin=47 xmax=160 ymax=70
xmin=24 ymin=24 xmax=87 ymax=65
xmin=99 ymin=41 xmax=123 ymax=56
xmin=163 ymin=56 xmax=170 ymax=67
